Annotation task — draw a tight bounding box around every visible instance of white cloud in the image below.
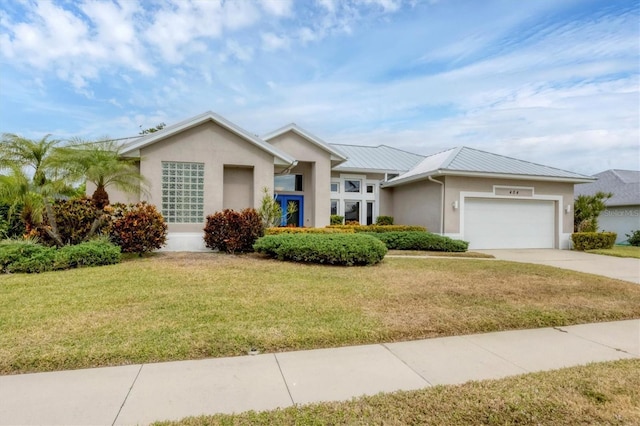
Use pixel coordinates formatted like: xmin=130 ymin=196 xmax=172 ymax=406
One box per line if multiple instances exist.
xmin=259 ymin=0 xmax=293 ymax=16
xmin=261 ymin=32 xmax=290 ymax=51
xmin=360 ymin=0 xmax=401 ymax=12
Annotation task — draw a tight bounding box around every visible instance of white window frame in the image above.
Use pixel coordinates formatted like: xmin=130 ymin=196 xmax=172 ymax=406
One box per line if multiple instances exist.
xmin=332 ymin=174 xmax=380 ymax=225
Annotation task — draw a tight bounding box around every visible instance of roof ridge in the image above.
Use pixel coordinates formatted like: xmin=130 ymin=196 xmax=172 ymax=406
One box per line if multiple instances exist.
xmin=450 ymin=146 xmax=592 ymax=178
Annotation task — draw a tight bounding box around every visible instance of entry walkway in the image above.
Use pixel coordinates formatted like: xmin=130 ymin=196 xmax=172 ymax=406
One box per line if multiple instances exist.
xmin=476 ymin=249 xmax=640 ymax=284
xmin=1 ymin=320 xmax=638 ymax=425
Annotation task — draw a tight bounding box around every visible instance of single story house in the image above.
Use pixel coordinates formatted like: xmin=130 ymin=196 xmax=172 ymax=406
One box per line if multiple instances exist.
xmin=575 ymin=169 xmax=640 ymax=244
xmin=104 ymin=111 xmax=594 ymax=251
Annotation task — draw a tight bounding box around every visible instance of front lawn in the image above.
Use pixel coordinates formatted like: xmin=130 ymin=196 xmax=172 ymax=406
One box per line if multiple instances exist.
xmin=587 ymin=245 xmax=640 ymax=259
xmin=155 ymin=359 xmax=640 ymax=426
xmin=1 ymin=253 xmax=640 ymax=374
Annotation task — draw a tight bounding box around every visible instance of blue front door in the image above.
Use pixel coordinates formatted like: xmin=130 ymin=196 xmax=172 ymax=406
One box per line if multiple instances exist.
xmin=278 ymin=195 xmax=304 ymax=227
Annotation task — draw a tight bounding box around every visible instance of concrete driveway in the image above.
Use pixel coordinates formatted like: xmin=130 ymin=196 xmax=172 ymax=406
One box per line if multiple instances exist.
xmin=476 ymin=249 xmax=640 ymax=284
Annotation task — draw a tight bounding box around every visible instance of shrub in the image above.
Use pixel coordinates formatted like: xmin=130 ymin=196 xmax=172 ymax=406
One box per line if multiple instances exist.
xmin=571 ymin=232 xmax=617 ymax=251
xmin=366 ymin=231 xmax=468 ymax=252
xmin=327 ymin=225 xmax=427 ymax=233
xmin=375 ymin=215 xmax=394 ymax=225
xmin=257 ymin=187 xmax=282 ymax=228
xmin=204 ymin=208 xmax=264 ymax=254
xmin=330 ymin=215 xmax=344 ymax=225
xmin=254 ymin=233 xmax=387 ymax=266
xmin=36 ymin=197 xmax=105 ymax=246
xmin=0 ymin=239 xmax=56 ymax=273
xmin=0 ymin=202 xmax=26 ymax=239
xmin=54 ymin=238 xmax=121 ymax=269
xmin=574 ymin=192 xmax=612 ymax=232
xmin=109 ymin=202 xmax=168 ymax=254
xmin=626 ymin=230 xmax=640 ymax=247
xmin=266 ymin=227 xmax=354 ymax=235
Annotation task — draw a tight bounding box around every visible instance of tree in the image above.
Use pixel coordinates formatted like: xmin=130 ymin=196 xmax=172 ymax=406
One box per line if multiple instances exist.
xmin=54 ymin=138 xmax=148 ymax=209
xmin=53 ymin=138 xmax=149 ymax=241
xmin=0 ymin=134 xmax=73 ymax=246
xmin=139 ymin=122 xmax=166 ymax=135
xmin=574 ymin=191 xmax=612 ymax=232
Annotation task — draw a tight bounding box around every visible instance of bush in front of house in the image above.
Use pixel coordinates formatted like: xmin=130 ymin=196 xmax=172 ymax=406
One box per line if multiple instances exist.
xmin=253 ymin=233 xmax=387 ymax=266
xmin=0 ymin=202 xmax=26 ymax=239
xmin=327 ymin=224 xmax=427 ymax=233
xmin=375 ymin=215 xmax=394 ymax=225
xmin=0 ymin=238 xmax=121 ymax=273
xmin=329 ymin=215 xmax=344 ymax=225
xmin=204 ymin=208 xmax=264 ymax=254
xmin=626 ymin=230 xmax=640 ymax=247
xmin=109 ymin=202 xmax=168 ymax=255
xmin=365 ymin=231 xmax=468 ymax=252
xmin=36 ymin=197 xmax=106 ymax=246
xmin=0 ymin=239 xmax=57 ymax=273
xmin=265 ymin=227 xmax=355 ymax=235
xmin=571 ymin=232 xmax=617 ymax=251
xmin=54 ymin=238 xmax=121 ymax=269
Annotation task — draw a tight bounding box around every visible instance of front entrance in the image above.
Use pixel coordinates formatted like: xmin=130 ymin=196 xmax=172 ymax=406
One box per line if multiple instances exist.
xmin=278 ymin=195 xmax=304 ymax=227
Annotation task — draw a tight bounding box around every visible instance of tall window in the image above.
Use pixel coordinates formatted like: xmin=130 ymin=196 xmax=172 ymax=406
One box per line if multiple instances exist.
xmin=345 ymin=201 xmax=360 ymax=222
xmin=162 ymin=162 xmax=204 ymax=223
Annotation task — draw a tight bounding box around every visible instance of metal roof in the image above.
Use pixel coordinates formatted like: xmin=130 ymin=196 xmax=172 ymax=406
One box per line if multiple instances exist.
xmin=120 ymin=111 xmax=297 ymax=167
xmin=575 ymin=169 xmax=640 ymax=206
xmin=384 ymin=146 xmax=595 ymax=187
xmin=330 ymin=144 xmax=425 ymax=173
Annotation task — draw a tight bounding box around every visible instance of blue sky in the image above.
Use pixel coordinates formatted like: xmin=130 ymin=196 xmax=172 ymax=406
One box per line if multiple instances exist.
xmin=0 ymin=0 xmax=638 ymax=175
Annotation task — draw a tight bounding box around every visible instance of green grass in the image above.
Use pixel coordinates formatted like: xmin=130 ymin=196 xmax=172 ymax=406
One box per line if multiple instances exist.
xmin=156 ymin=359 xmax=640 ymax=425
xmin=387 ymin=250 xmax=495 ymax=258
xmin=1 ymin=252 xmax=640 ymax=374
xmin=587 ymin=245 xmax=640 ymax=259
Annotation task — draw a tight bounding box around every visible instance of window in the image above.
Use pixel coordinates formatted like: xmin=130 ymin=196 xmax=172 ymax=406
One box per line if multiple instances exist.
xmin=162 ymin=162 xmax=204 ymax=223
xmin=330 ymin=182 xmax=339 ymax=192
xmin=345 ymin=201 xmax=360 ymax=222
xmin=344 ymin=179 xmax=361 ymax=193
xmin=366 ymin=184 xmax=374 ymax=194
xmin=330 ymin=200 xmax=338 ymax=215
xmin=366 ymin=201 xmax=374 ymax=225
xmin=275 ymin=174 xmax=303 ymax=191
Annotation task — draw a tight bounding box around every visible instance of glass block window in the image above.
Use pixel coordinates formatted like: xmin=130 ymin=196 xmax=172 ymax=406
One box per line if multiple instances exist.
xmin=161 ymin=162 xmax=204 ymax=223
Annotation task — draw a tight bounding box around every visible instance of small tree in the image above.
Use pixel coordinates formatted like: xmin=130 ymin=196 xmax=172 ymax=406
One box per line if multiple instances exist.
xmin=574 ymin=191 xmax=612 ymax=232
xmin=257 ymin=187 xmax=282 ymax=228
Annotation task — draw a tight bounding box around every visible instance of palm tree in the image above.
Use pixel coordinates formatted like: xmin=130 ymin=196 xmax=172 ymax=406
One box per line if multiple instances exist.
xmin=55 ymin=138 xmax=148 ymax=209
xmin=0 ymin=133 xmax=73 ymax=246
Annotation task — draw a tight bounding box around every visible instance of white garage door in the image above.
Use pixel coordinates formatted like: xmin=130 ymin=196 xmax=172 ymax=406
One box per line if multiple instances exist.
xmin=464 ymin=198 xmax=555 ymax=249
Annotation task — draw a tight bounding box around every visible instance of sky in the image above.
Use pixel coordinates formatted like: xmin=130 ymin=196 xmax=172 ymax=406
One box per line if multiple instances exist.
xmin=0 ymin=0 xmax=638 ymax=176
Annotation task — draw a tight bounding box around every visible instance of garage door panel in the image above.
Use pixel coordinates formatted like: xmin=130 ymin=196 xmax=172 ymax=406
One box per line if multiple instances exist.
xmin=464 ymin=198 xmax=555 ymax=249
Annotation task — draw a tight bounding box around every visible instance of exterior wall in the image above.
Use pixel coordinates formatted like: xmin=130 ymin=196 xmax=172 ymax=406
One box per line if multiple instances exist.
xmin=442 ymin=176 xmax=574 ymax=248
xmin=378 ymin=187 xmax=394 ymax=218
xmin=223 ymin=166 xmax=254 ymax=211
xmin=391 ymin=179 xmax=442 ymax=232
xmin=599 ymin=205 xmax=640 ymax=243
xmin=140 ymin=121 xmax=274 ymax=233
xmin=268 ymin=131 xmax=332 ymax=227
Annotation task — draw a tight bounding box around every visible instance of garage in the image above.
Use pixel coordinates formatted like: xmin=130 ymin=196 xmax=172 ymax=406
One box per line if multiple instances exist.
xmin=463 ymin=198 xmax=556 ymax=249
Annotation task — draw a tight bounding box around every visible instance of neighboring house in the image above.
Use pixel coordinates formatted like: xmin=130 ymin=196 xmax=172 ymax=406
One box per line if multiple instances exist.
xmin=575 ymin=170 xmax=640 ymax=244
xmin=103 ymin=111 xmax=594 ymax=251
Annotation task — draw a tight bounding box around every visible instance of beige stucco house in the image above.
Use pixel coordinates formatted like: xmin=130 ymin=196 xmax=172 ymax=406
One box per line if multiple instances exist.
xmin=110 ymin=111 xmax=594 ymax=251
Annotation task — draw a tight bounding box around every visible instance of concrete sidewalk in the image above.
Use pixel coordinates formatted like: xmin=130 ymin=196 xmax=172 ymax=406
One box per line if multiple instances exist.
xmin=1 ymin=320 xmax=638 ymax=426
xmin=476 ymin=249 xmax=640 ymax=284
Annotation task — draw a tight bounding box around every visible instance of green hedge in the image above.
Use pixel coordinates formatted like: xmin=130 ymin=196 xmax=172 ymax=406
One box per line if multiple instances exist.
xmin=265 ymin=227 xmax=355 ymax=235
xmin=0 ymin=239 xmax=121 ymax=274
xmin=253 ymin=233 xmax=387 ymax=266
xmin=327 ymin=225 xmax=427 ymax=233
xmin=365 ymin=231 xmax=468 ymax=252
xmin=571 ymin=232 xmax=617 ymax=251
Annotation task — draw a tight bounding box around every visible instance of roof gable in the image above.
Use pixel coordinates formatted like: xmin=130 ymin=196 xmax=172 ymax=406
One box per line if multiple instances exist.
xmin=385 ymin=146 xmax=594 ymax=187
xmin=120 ymin=111 xmax=296 ymax=167
xmin=262 ymin=124 xmax=347 ymax=164
xmin=575 ymin=169 xmax=640 ymax=206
